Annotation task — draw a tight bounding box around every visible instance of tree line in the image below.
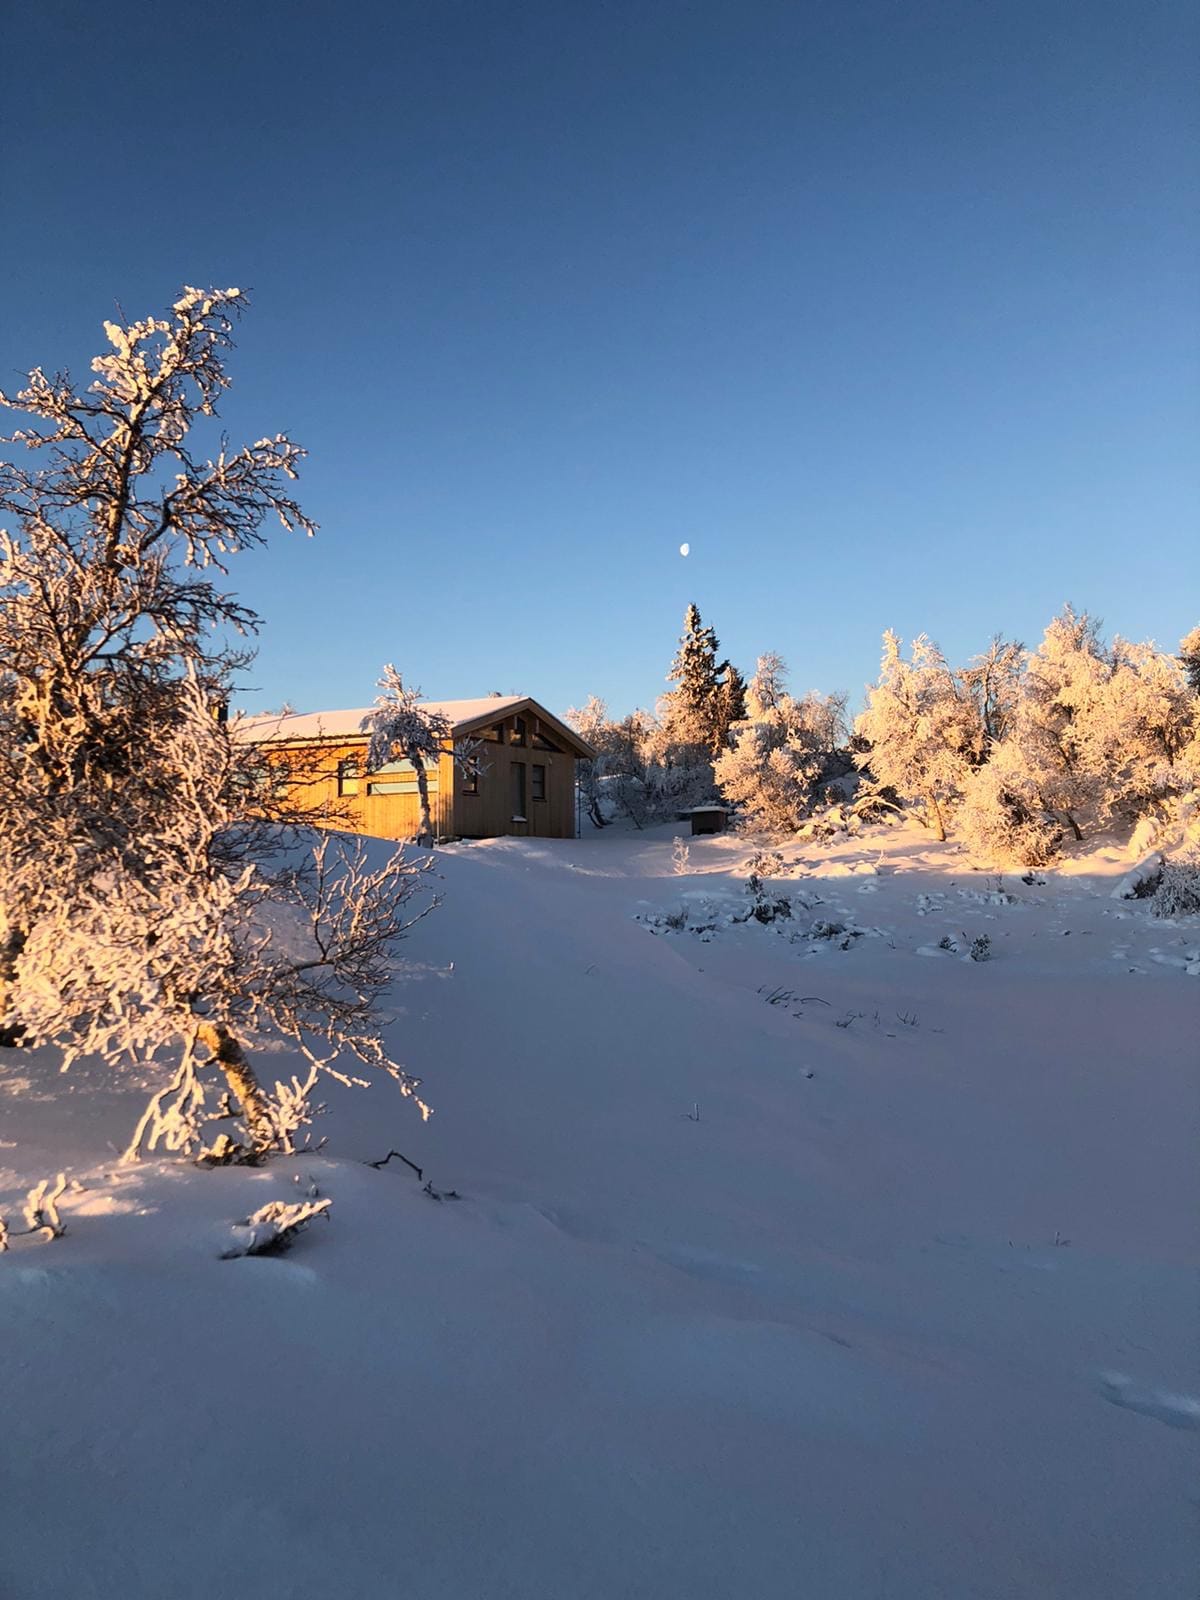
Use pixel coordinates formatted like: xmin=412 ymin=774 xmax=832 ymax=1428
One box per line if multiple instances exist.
xmin=569 ymin=605 xmax=1200 ymax=866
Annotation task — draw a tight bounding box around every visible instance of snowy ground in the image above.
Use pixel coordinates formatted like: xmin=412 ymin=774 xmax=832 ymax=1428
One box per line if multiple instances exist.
xmin=2 ymin=821 xmax=1197 ymax=1598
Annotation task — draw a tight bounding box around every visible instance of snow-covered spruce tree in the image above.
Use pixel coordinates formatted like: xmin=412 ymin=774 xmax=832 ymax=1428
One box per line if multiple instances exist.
xmin=855 ymin=632 xmax=983 ymax=841
xmin=366 ymin=666 xmax=452 ymax=846
xmin=714 ymin=655 xmax=848 ymax=832
xmin=0 ymin=288 xmax=434 ymax=1153
xmin=657 ymin=603 xmax=743 ymax=759
xmin=643 ymin=604 xmax=745 ymax=818
xmin=1179 ymin=626 xmax=1200 ymax=698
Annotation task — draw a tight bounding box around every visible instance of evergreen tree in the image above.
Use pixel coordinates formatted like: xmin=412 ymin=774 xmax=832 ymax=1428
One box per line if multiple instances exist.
xmin=660 ymin=604 xmax=744 ymax=756
xmin=713 ymin=663 xmax=748 ymax=747
xmin=1179 ymin=626 xmax=1200 ymax=697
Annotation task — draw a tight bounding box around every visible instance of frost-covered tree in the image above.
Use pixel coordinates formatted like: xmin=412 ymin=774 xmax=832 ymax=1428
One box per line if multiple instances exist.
xmin=956 ymin=742 xmax=1062 ymax=867
xmin=747 ymin=651 xmax=789 ymax=718
xmin=568 ymin=697 xmax=703 ymax=829
xmin=855 ymin=632 xmax=982 ymax=840
xmin=1090 ymin=637 xmax=1196 ymax=820
xmin=961 ymin=635 xmax=1025 ymax=750
xmin=999 ymin=606 xmax=1115 ymax=841
xmin=715 ymin=654 xmax=849 ymax=833
xmin=0 ymin=288 xmax=436 ymax=1154
xmin=658 ymin=603 xmax=743 ymax=758
xmin=366 ymin=665 xmax=452 ymax=846
xmin=565 ymin=694 xmax=621 ymax=827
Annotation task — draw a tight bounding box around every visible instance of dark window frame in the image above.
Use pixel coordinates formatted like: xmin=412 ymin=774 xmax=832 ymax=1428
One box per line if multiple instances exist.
xmin=336 ymin=757 xmax=361 ymax=797
xmin=511 ymin=760 xmax=527 ymax=818
xmin=531 ymin=763 xmax=547 ymax=802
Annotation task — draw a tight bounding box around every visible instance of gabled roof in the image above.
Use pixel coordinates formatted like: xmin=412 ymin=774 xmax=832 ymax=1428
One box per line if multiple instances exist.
xmin=236 ymin=696 xmax=596 ymax=759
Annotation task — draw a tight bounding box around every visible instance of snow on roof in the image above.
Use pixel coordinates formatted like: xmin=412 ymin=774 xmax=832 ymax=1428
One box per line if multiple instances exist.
xmin=236 ymin=697 xmax=529 ymax=743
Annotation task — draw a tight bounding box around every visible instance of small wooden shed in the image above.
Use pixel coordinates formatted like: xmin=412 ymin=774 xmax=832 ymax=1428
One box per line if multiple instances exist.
xmin=239 ymin=696 xmax=595 ymax=843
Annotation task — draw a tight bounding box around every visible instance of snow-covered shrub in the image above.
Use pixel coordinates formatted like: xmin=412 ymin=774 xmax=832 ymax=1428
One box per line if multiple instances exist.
xmin=1151 ymin=861 xmax=1200 ymax=919
xmin=221 ymin=1197 xmax=332 ymax=1258
xmin=957 ymin=747 xmax=1062 ymax=867
xmin=745 ymin=874 xmax=792 ymax=923
xmin=672 ymin=836 xmax=691 ymax=875
xmin=744 ymin=849 xmax=786 ymax=877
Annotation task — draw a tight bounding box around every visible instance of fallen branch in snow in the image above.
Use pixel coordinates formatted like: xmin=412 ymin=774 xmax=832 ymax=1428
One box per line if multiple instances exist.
xmin=366 ymin=1149 xmax=423 ymax=1180
xmin=221 ymin=1197 xmax=332 ymax=1258
xmin=0 ymin=1174 xmax=69 ymax=1249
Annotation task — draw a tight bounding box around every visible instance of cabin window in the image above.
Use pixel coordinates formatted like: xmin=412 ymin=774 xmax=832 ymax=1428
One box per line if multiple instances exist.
xmin=511 ymin=761 xmax=526 ymax=818
xmin=481 ymin=724 xmax=503 ymax=743
xmin=367 ymin=757 xmax=440 ymax=796
xmin=461 ymin=769 xmax=479 ymax=796
xmin=531 ymin=763 xmax=546 ymax=802
xmin=509 ymin=716 xmax=527 ymax=747
xmin=336 ymin=758 xmax=360 ymax=797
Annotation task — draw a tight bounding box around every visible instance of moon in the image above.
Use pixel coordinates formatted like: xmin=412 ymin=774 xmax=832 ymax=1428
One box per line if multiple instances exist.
xmin=679 ymin=542 xmax=690 ymax=557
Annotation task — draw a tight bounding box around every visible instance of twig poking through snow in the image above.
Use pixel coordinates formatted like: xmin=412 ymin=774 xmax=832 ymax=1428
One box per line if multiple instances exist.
xmin=366 ymin=1150 xmax=424 ymax=1180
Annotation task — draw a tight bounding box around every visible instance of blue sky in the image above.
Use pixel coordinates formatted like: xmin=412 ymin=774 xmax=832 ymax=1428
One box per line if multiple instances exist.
xmin=2 ymin=0 xmax=1195 ymax=718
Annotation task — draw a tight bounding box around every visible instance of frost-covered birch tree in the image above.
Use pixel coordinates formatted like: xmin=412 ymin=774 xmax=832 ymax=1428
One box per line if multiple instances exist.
xmin=714 ymin=654 xmax=849 ymax=832
xmin=855 ymin=632 xmax=982 ymax=841
xmin=0 ymin=288 xmax=436 ymax=1156
xmin=366 ymin=666 xmax=452 ymax=847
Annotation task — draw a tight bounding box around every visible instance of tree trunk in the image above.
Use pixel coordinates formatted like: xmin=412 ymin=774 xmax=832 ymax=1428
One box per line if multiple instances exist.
xmin=926 ymin=793 xmax=947 ymax=842
xmin=193 ymin=1019 xmax=273 ymax=1147
xmin=1062 ymin=809 xmax=1083 ymax=842
xmin=0 ymin=930 xmax=27 ymax=1048
xmin=414 ymin=756 xmax=434 ymax=847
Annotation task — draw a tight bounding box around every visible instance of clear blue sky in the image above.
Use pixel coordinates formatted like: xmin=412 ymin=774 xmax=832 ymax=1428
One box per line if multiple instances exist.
xmin=2 ymin=0 xmax=1196 ymax=718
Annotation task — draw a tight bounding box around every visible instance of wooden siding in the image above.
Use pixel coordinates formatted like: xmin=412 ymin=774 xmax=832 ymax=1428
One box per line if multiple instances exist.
xmin=451 ymin=740 xmax=575 ymax=838
xmin=261 ymin=715 xmax=579 ymax=842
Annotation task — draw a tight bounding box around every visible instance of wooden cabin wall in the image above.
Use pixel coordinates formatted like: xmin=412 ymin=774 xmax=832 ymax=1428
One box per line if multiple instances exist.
xmin=451 ymin=719 xmax=576 ymax=839
xmin=262 ymin=716 xmax=579 ymax=843
xmin=265 ymin=739 xmax=453 ymax=842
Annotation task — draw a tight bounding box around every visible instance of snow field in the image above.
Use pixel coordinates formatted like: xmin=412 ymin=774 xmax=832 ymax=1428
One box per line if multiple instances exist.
xmin=1 ymin=820 xmax=1197 ymax=1599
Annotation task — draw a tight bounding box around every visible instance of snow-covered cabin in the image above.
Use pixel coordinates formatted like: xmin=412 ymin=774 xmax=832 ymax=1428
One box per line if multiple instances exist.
xmin=238 ymin=696 xmax=595 ymax=842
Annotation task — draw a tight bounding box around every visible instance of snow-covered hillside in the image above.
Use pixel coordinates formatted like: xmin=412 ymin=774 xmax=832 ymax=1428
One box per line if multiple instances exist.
xmin=2 ymin=823 xmax=1197 ymax=1599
